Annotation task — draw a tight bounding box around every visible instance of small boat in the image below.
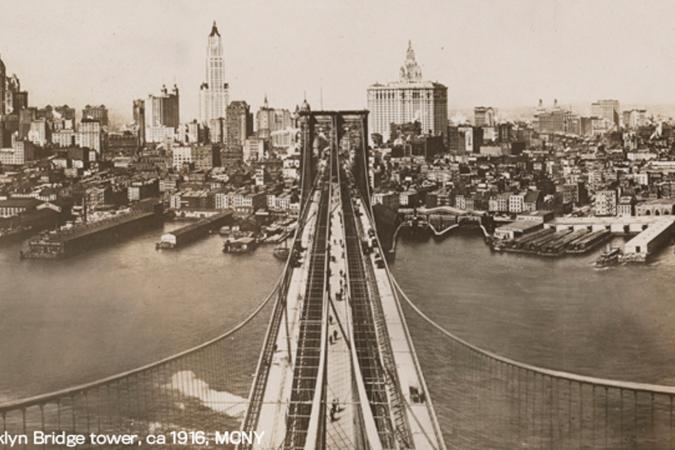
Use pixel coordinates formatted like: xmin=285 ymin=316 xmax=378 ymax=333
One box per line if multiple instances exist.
xmin=594 ymin=246 xmax=621 ymax=268
xmin=273 ymin=246 xmax=290 ymax=261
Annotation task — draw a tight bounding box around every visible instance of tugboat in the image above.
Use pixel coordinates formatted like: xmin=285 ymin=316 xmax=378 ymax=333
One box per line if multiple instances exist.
xmin=594 ymin=245 xmax=622 ymax=268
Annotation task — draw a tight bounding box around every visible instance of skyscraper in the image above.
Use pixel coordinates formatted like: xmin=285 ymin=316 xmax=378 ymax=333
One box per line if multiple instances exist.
xmin=591 ymin=99 xmax=620 ymax=127
xmin=367 ymin=41 xmax=448 ymax=144
xmin=225 ymin=101 xmax=253 ymax=159
xmin=0 ymin=56 xmax=6 ymax=117
xmin=82 ymin=105 xmax=109 ymax=126
xmin=132 ymin=99 xmax=146 ymax=145
xmin=199 ymin=21 xmax=229 ymax=125
xmin=474 ymin=106 xmax=495 ymax=127
xmin=145 ymin=85 xmax=179 ymax=128
xmin=256 ymin=96 xmax=292 ymax=139
xmin=144 ymin=84 xmax=180 ymax=143
xmin=0 ymin=56 xmax=28 ymax=118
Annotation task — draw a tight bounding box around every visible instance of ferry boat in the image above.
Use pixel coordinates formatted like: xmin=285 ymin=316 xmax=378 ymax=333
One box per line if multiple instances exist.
xmin=594 ymin=246 xmax=622 ymax=268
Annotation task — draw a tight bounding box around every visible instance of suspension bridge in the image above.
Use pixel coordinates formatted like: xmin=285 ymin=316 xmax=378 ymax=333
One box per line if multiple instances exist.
xmin=2 ymin=110 xmax=675 ymax=449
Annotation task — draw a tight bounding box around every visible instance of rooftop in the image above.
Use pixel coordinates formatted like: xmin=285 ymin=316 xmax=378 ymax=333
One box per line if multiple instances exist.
xmin=496 ymin=220 xmax=542 ymax=232
xmin=0 ymin=198 xmax=42 ymax=208
xmin=209 ymin=21 xmax=220 ymax=37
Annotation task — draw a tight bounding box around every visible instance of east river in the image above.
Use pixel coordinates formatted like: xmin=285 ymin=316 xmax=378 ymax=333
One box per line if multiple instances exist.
xmin=1 ymin=224 xmax=675 ymax=412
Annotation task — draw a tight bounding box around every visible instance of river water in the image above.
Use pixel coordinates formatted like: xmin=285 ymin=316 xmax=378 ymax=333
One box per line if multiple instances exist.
xmin=393 ymin=229 xmax=675 ymax=387
xmin=2 ymin=224 xmax=675 ymax=414
xmin=0 ymin=223 xmax=284 ymax=402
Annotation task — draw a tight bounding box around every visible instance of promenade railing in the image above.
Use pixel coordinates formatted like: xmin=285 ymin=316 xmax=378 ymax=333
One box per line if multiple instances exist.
xmin=395 ymin=278 xmax=675 ymax=450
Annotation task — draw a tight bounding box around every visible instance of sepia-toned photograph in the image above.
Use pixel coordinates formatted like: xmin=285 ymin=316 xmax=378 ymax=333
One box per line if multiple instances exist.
xmin=1 ymin=1 xmax=675 ymax=448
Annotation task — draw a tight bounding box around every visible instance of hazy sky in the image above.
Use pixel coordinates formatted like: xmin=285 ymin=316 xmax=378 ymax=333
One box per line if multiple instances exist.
xmin=1 ymin=0 xmax=674 ymax=122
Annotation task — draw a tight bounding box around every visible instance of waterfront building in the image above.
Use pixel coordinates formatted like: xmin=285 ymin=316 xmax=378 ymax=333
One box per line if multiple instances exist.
xmin=488 ymin=193 xmax=510 ymax=213
xmin=591 ymin=99 xmax=620 ymax=127
xmin=425 ymin=188 xmax=451 ymax=208
xmin=594 ymin=189 xmax=618 ymax=216
xmin=494 ymin=220 xmax=543 ymax=240
xmin=82 ymin=105 xmax=109 ymax=127
xmin=199 ymin=22 xmax=229 ymax=125
xmin=367 ymin=41 xmax=448 ymax=143
xmin=372 ymin=191 xmax=400 ymax=211
xmin=617 ymin=196 xmax=635 ymax=217
xmin=523 ymin=190 xmax=542 ymax=212
xmin=266 ymin=192 xmax=294 ymax=212
xmin=508 ymin=193 xmax=525 ymax=214
xmin=399 ymin=190 xmax=419 ymax=207
xmin=0 ymin=197 xmax=42 ymax=217
xmin=127 ymin=179 xmax=159 ymax=202
xmin=635 ymin=199 xmax=675 ymax=216
xmin=213 ymin=190 xmax=266 ymax=213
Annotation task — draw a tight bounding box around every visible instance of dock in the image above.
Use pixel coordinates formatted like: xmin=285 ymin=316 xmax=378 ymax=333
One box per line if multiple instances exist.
xmin=22 ymin=206 xmax=164 ymax=259
xmin=157 ymin=211 xmax=232 ymax=249
xmin=622 ymin=217 xmax=675 ymax=262
xmin=494 ymin=227 xmax=611 ymax=256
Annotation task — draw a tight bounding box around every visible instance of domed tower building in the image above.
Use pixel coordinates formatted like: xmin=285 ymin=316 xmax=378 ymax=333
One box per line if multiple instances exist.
xmin=367 ymin=41 xmax=448 ymax=145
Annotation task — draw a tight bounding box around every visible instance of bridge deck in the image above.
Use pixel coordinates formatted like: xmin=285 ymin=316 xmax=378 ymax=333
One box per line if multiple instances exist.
xmin=357 ymin=198 xmax=446 ymax=449
xmin=255 ymin=189 xmax=322 ymax=449
xmin=246 ymin=159 xmax=444 ymax=449
xmin=284 ymin=182 xmax=331 ymax=449
xmin=324 ymin=182 xmax=358 ymax=449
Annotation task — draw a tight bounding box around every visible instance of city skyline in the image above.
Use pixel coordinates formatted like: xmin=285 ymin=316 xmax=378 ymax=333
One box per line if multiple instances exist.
xmin=1 ymin=0 xmax=675 ymax=123
xmin=3 ymin=3 xmax=675 ymax=448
